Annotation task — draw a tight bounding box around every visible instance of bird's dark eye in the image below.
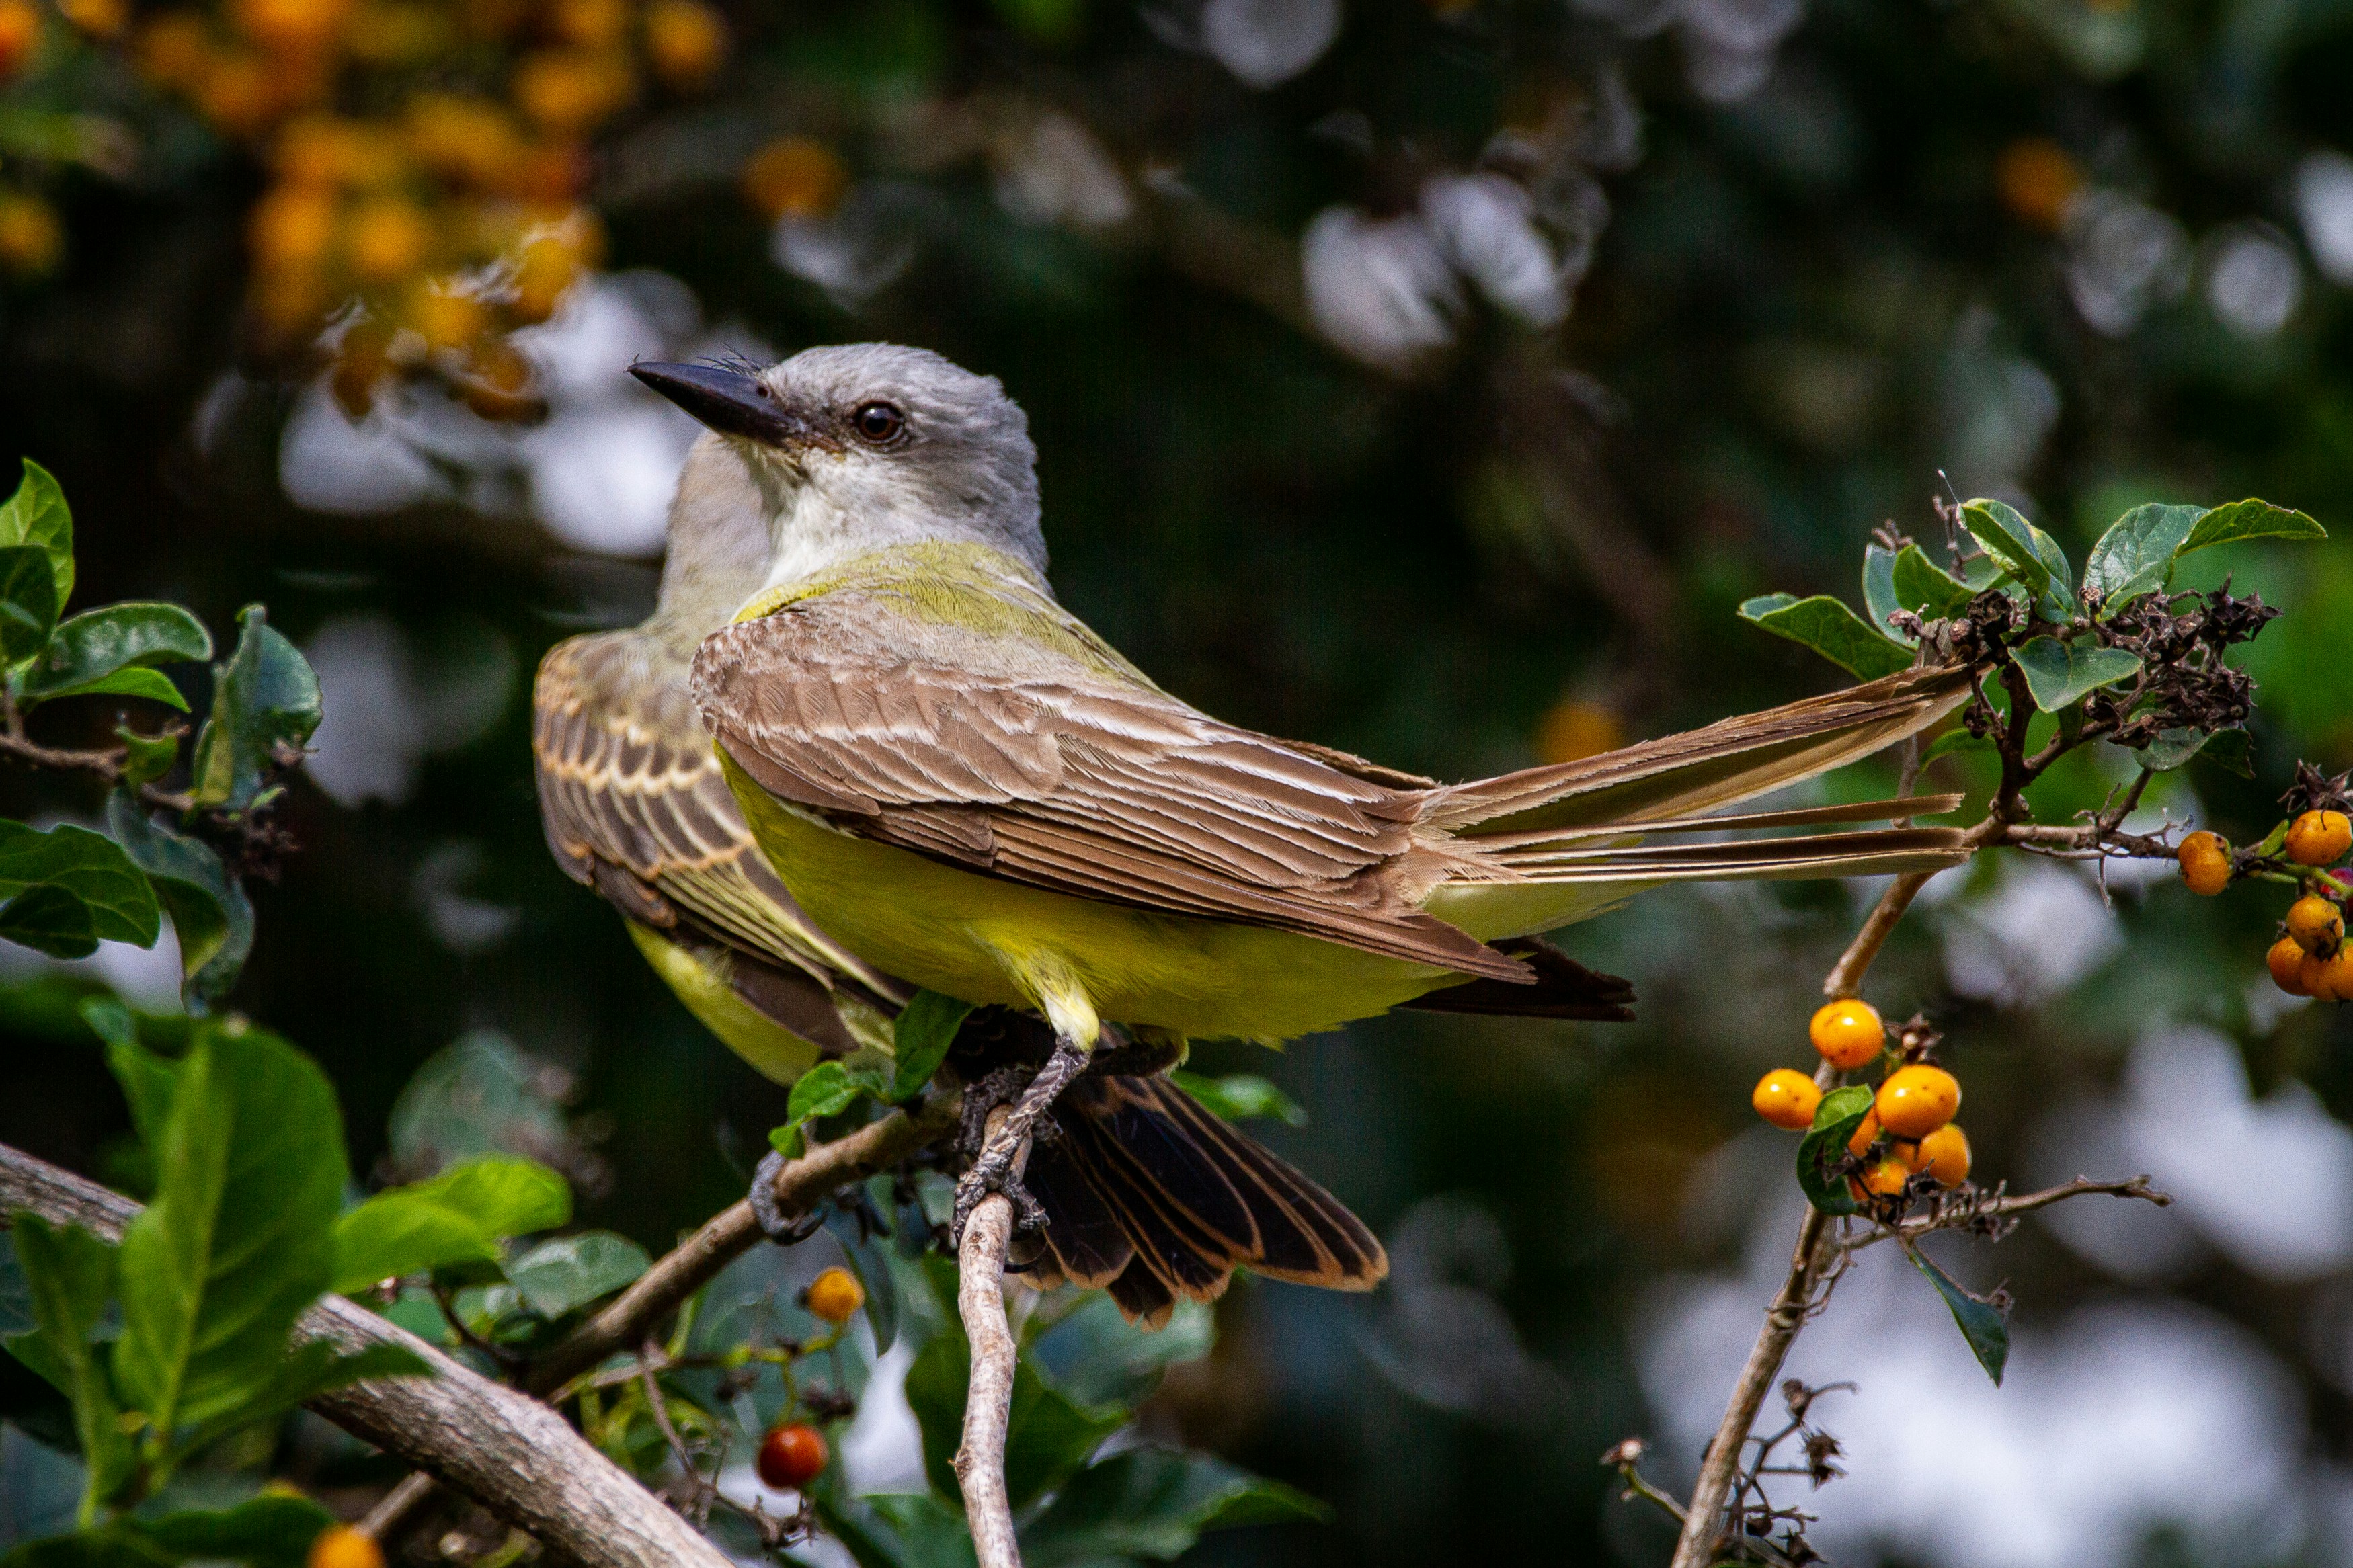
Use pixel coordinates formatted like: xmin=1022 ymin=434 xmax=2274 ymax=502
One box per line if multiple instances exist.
xmin=851 ymin=401 xmax=906 ymax=444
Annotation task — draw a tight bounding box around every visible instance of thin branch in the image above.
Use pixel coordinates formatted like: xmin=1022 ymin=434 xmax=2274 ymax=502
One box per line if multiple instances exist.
xmin=0 ymin=1143 xmax=734 ymax=1568
xmin=1838 ymin=1175 xmax=2170 ymax=1255
xmin=528 ymin=1091 xmax=961 ymax=1396
xmin=952 ymin=1108 xmax=1028 ymax=1568
xmin=355 ymin=1473 xmax=440 ymax=1545
xmin=0 ymin=729 xmax=193 ymax=814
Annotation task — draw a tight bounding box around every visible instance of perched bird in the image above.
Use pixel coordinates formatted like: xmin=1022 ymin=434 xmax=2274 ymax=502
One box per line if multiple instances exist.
xmin=532 ymin=420 xmax=1386 ymax=1325
xmin=646 ymin=345 xmax=1975 ymax=1229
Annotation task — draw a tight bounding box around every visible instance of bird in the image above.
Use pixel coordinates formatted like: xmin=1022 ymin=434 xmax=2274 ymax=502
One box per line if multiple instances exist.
xmin=530 ymin=413 xmax=1389 ymax=1325
xmin=645 ymin=343 xmax=1975 ymax=1233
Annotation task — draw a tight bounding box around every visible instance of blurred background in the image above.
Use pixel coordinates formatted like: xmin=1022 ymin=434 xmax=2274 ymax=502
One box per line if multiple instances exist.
xmin=3 ymin=0 xmax=2353 ymax=1561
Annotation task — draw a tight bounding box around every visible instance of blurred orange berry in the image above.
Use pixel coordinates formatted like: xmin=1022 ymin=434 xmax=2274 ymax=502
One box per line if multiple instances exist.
xmin=550 ymin=0 xmax=627 ymax=47
xmin=1534 ymin=698 xmax=1624 ymax=767
xmin=331 ymin=317 xmax=393 ymax=417
xmin=804 ymin=1266 xmax=865 ymax=1324
xmin=306 ymin=1526 xmax=383 ymax=1568
xmin=644 ymin=0 xmax=723 ymax=88
xmin=2288 ymin=811 xmax=2353 ymax=868
xmin=0 ymin=0 xmax=42 ymax=82
xmin=0 ymin=192 xmax=62 ymax=278
xmin=233 ymin=0 xmax=353 ymax=54
xmin=58 ymin=0 xmax=126 ymax=40
xmin=344 ymin=196 xmax=432 ymax=282
xmin=136 ymin=15 xmax=212 ymax=87
xmin=1751 ymin=1068 xmax=1819 ymax=1131
xmin=344 ymin=1 xmax=446 ymax=63
xmin=1915 ymin=1124 xmax=1970 ymax=1188
xmin=404 ymin=282 xmax=485 ymax=349
xmin=460 ymin=339 xmax=539 ymax=420
xmin=251 ymin=182 xmax=339 ymax=270
xmin=743 ymin=136 xmax=847 ymax=220
xmin=276 ymin=117 xmax=405 ymax=188
xmin=510 ymin=231 xmax=582 ymax=319
xmin=2287 ymin=894 xmax=2344 ymax=956
xmin=512 ymin=48 xmax=633 ymax=134
xmin=1876 ymin=1064 xmax=1960 ymax=1139
xmin=508 ymin=142 xmax=586 ymax=202
xmin=2270 ymin=936 xmax=2313 ymax=996
xmin=1809 ymin=999 xmax=1883 ymax=1071
xmin=190 ymin=52 xmax=281 ymax=136
xmin=404 ymin=95 xmax=526 ymax=188
xmin=2177 ymin=831 xmax=2230 ymax=896
xmin=1995 ymin=138 xmax=2082 ymax=232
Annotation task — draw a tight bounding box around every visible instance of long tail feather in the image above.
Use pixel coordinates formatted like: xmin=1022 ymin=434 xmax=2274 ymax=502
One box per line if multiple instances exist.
xmin=1486 ymin=824 xmax=1970 ymax=881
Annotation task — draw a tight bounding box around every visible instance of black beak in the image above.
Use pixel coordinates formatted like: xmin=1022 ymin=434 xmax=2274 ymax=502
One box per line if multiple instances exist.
xmin=629 ymin=361 xmax=837 ymax=450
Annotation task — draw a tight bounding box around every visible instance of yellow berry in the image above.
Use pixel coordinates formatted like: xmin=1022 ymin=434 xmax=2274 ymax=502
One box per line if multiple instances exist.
xmin=1915 ymin=1124 xmax=1970 ymax=1188
xmin=2286 ymin=811 xmax=2352 ymax=868
xmin=2178 ymin=831 xmax=2231 ymax=896
xmin=1751 ymin=1068 xmax=1821 ymax=1131
xmin=2286 ymin=894 xmax=2345 ymax=956
xmin=803 ymin=1266 xmax=863 ymax=1324
xmin=307 ymin=1526 xmax=384 ymax=1568
xmin=2270 ymin=936 xmax=2313 ymax=997
xmin=742 ymin=137 xmax=847 ymax=220
xmin=2308 ymin=948 xmax=2353 ymax=1004
xmin=1809 ymin=999 xmax=1884 ymax=1071
xmin=1875 ymin=1064 xmax=1962 ymax=1140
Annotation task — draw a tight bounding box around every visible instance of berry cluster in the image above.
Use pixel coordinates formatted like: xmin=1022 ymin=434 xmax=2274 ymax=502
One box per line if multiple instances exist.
xmin=2178 ymin=794 xmax=2353 ymax=1001
xmin=1753 ymin=1000 xmax=1972 ymax=1198
xmin=748 ymin=1264 xmax=865 ymax=1493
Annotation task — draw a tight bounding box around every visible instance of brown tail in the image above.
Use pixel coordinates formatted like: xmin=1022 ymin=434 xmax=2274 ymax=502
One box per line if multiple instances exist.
xmin=1016 ymin=1075 xmax=1388 ymax=1329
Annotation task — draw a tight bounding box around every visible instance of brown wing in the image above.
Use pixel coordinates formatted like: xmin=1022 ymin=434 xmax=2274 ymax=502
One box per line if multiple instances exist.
xmin=533 ymin=630 xmax=894 ymax=998
xmin=692 ymin=597 xmax=1531 ymax=983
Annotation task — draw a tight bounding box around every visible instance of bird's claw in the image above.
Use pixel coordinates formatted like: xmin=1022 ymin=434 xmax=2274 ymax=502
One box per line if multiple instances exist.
xmin=749 ymin=1150 xmax=826 ymax=1245
xmin=951 ymin=1145 xmax=1049 ymax=1245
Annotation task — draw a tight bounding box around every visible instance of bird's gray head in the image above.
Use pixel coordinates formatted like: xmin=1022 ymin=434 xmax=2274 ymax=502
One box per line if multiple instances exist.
xmin=632 ymin=343 xmax=1046 ymax=591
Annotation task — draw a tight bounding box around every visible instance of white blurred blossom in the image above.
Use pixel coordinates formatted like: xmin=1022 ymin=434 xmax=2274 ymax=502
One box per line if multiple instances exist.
xmin=770 ymin=183 xmax=922 ymax=306
xmin=2205 ymin=226 xmax=2302 ymax=339
xmin=994 ymin=114 xmax=1133 ymax=229
xmin=1941 ymin=858 xmax=2120 ymax=1007
xmin=305 ymin=613 xmax=516 ymax=808
xmin=1570 ymin=0 xmax=1802 ymax=104
xmin=2295 ymin=150 xmax=2353 ymax=288
xmin=1938 ymin=304 xmax=2060 ymax=495
xmin=1422 ymin=173 xmax=1570 ymax=327
xmin=1199 ymin=0 xmax=1339 ymax=87
xmin=1356 ymin=1195 xmax=1566 ymax=1425
xmin=1301 ymin=206 xmax=1462 ymax=368
xmin=2064 ymin=190 xmax=2190 ymax=336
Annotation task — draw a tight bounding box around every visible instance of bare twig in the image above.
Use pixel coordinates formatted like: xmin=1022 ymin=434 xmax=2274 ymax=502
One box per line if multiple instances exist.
xmin=952 ymin=1108 xmax=1029 ymax=1568
xmin=0 ymin=1143 xmax=734 ymax=1568
xmin=0 ymin=729 xmax=193 ymax=814
xmin=1839 ymin=1175 xmax=2170 ymax=1254
xmin=355 ymin=1472 xmax=440 ymax=1544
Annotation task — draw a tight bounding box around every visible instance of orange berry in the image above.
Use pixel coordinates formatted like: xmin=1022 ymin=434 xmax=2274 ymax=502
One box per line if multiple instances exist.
xmin=190 ymin=52 xmax=280 ymax=137
xmin=233 ymin=0 xmax=352 ymax=54
xmin=307 ymin=1525 xmax=384 ymax=1568
xmin=344 ymin=196 xmax=431 ymax=282
xmin=0 ymin=192 xmax=63 ymax=278
xmin=1751 ymin=1069 xmax=1820 ymax=1131
xmin=742 ymin=136 xmax=847 ymax=221
xmin=1995 ymin=138 xmax=2083 ymax=232
xmin=644 ymin=0 xmax=725 ymax=88
xmin=2308 ymin=948 xmax=2353 ymax=1004
xmin=550 ymin=0 xmax=626 ymax=47
xmin=2178 ymin=831 xmax=2231 ymax=896
xmin=136 ymin=15 xmax=212 ymax=87
xmin=1847 ymin=1108 xmax=1883 ymax=1159
xmin=2287 ymin=894 xmax=2345 ymax=956
xmin=1533 ymin=698 xmax=1624 ymax=766
xmin=754 ymin=1423 xmax=826 ymax=1490
xmin=1875 ymin=1064 xmax=1962 ymax=1140
xmin=512 ymin=48 xmax=634 ymax=134
xmin=58 ymin=0 xmax=127 ymax=39
xmin=1852 ymin=1155 xmax=1910 ymax=1200
xmin=0 ymin=0 xmax=42 ymax=81
xmin=1915 ymin=1124 xmax=1970 ymax=1188
xmin=2270 ymin=936 xmax=2313 ymax=996
xmin=459 ymin=339 xmax=539 ymax=421
xmin=803 ymin=1265 xmax=865 ymax=1324
xmin=1809 ymin=999 xmax=1884 ymax=1071
xmin=2288 ymin=811 xmax=2353 ymax=868
xmin=251 ymin=183 xmax=338 ymax=270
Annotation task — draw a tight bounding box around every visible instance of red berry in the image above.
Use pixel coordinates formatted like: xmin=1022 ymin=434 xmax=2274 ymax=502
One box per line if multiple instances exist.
xmin=756 ymin=1422 xmax=827 ymax=1490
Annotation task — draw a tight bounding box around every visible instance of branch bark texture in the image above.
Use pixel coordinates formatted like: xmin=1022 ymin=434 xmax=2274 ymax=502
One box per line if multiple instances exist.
xmin=952 ymin=1110 xmax=1028 ymax=1568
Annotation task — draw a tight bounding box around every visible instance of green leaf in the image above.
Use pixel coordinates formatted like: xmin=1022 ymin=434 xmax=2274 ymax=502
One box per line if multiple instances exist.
xmin=2083 ymin=503 xmax=2202 ymax=613
xmin=1905 ymin=1244 xmax=2009 ymax=1385
xmin=810 ymin=1486 xmax=978 ymax=1568
xmin=906 ymin=1327 xmax=1123 ymax=1512
xmin=172 ymin=1340 xmax=430 ymax=1457
xmin=106 ymin=794 xmax=252 ymax=1009
xmin=505 ymin=1231 xmax=649 ymax=1317
xmin=0 ymin=460 xmax=74 ymax=616
xmin=122 ymin=1494 xmax=335 ymax=1568
xmin=0 ymin=1530 xmax=177 ymax=1568
xmin=1022 ymin=1448 xmax=1327 ymax=1567
xmin=2128 ymin=727 xmax=2214 ymax=772
xmin=770 ymin=1059 xmax=887 ymax=1155
xmin=115 ymin=728 xmax=177 ymax=790
xmin=1959 ymin=499 xmax=2072 ymax=616
xmin=1737 ymin=595 xmax=1912 ymax=681
xmin=2198 ymin=727 xmax=2255 ymax=778
xmin=1170 ymin=1071 xmax=1306 ymax=1126
xmin=21 ymin=604 xmax=211 ymax=709
xmin=1890 ymin=545 xmax=1977 ymax=620
xmin=1920 ymin=727 xmax=1993 ymax=766
xmin=2011 ymin=636 xmax=2143 ymax=712
xmin=0 ymin=547 xmax=60 ymax=665
xmin=5 ymin=1216 xmax=132 ymax=1521
xmin=891 ymin=991 xmax=973 ymax=1102
xmin=331 ymin=1157 xmax=571 ymax=1294
xmin=1861 ymin=546 xmax=1911 ymax=643
xmin=190 ymin=608 xmax=321 ymax=813
xmin=2180 ymin=499 xmax=2326 ymax=555
xmin=101 ymin=1026 xmax=182 ymax=1156
xmin=1794 ymin=1085 xmax=1872 ymax=1216
xmin=0 ymin=820 xmax=160 ymax=948
xmin=0 ymin=886 xmax=97 ymax=960
xmin=112 ymin=1022 xmax=347 ymax=1442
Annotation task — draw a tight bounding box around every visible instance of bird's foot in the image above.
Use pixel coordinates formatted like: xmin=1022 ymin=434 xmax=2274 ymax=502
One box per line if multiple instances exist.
xmin=951 ymin=1035 xmax=1092 ymax=1245
xmin=1081 ymin=1025 xmax=1185 ymax=1081
xmin=748 ymin=1150 xmax=826 ymax=1245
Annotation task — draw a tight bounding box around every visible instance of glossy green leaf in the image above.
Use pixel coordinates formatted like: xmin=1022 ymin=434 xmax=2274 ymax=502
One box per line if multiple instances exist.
xmin=1890 ymin=544 xmax=1977 ymax=621
xmin=1794 ymin=1085 xmax=1872 ymax=1216
xmin=0 ymin=461 xmax=73 ymax=616
xmin=106 ymin=794 xmax=251 ymax=1009
xmin=0 ymin=886 xmax=97 ymax=960
xmin=173 ymin=1340 xmax=430 ymax=1457
xmin=1961 ymin=498 xmax=2072 ymax=616
xmin=22 ymin=604 xmax=210 ymax=708
xmin=112 ymin=1023 xmax=346 ymax=1440
xmin=1021 ymin=1448 xmax=1326 ymax=1567
xmin=331 ymin=1157 xmax=571 ymax=1293
xmin=123 ymin=1494 xmax=335 ymax=1568
xmin=0 ymin=820 xmax=159 ymax=948
xmin=2082 ymin=503 xmax=2202 ymax=613
xmin=1906 ymin=1243 xmax=2009 ymax=1385
xmin=2180 ymin=499 xmax=2326 ymax=555
xmin=2011 ymin=636 xmax=2143 ymax=712
xmin=891 ymin=990 xmax=973 ymax=1102
xmin=116 ymin=727 xmax=177 ymax=790
xmin=2198 ymin=727 xmax=2255 ymax=777
xmin=0 ymin=547 xmax=59 ymax=665
xmin=906 ymin=1325 xmax=1123 ymax=1512
xmin=1170 ymin=1071 xmax=1306 ymax=1126
xmin=1737 ymin=594 xmax=1912 ymax=681
xmin=190 ymin=607 xmax=321 ymax=813
xmin=811 ymin=1485 xmax=978 ymax=1568
xmin=1861 ymin=545 xmax=1911 ymax=643
xmin=505 ymin=1231 xmax=649 ymax=1317
xmin=4 ymin=1216 xmax=131 ymax=1521
xmin=2128 ymin=727 xmax=2213 ymax=772
xmin=770 ymin=1059 xmax=891 ymax=1155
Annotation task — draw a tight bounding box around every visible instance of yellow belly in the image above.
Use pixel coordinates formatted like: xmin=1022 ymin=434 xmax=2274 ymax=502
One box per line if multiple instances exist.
xmin=626 ymin=919 xmax=824 ymax=1085
xmin=723 ymin=758 xmax=1469 ymax=1042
